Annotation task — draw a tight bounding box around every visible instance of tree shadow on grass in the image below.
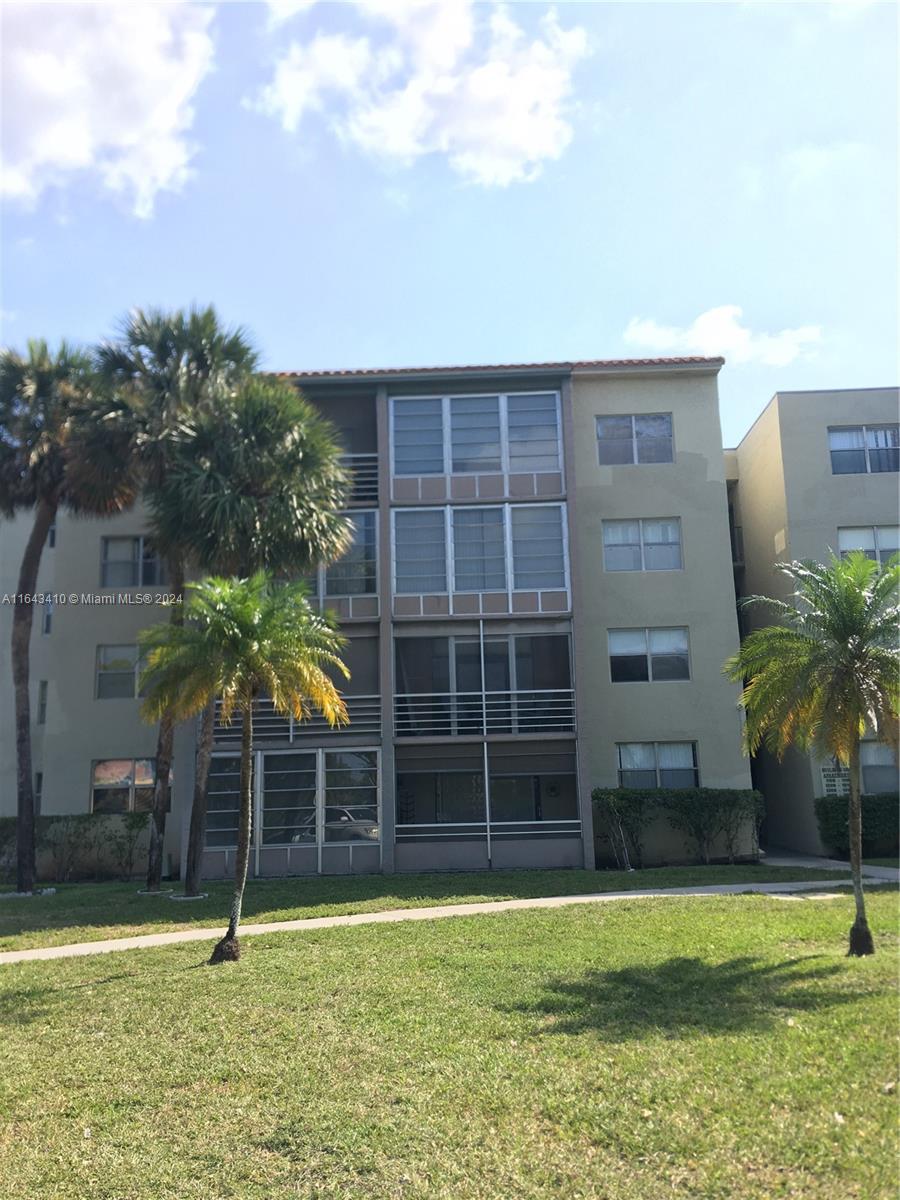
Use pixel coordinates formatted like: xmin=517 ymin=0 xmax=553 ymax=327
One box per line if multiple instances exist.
xmin=507 ymin=955 xmax=861 ymax=1042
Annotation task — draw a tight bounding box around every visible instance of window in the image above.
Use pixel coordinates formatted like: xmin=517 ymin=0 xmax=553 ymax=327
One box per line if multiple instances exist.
xmin=396 ymin=771 xmax=486 ymax=824
xmin=510 ymin=505 xmax=566 ymax=589
xmin=452 ymin=508 xmax=506 ymax=591
xmin=490 ymin=774 xmax=578 ymax=822
xmin=96 ymin=645 xmax=142 ymax=699
xmin=393 ymin=398 xmax=444 ymax=475
xmin=36 ymin=680 xmax=47 ymax=724
xmin=609 ymin=628 xmax=690 ymax=682
xmin=47 ymin=522 xmax=56 ymax=548
xmin=91 ymin=758 xmax=160 ymax=813
xmin=838 ymin=526 xmax=900 ymax=565
xmin=507 ymin=393 xmax=561 ymax=472
xmin=261 ymin=752 xmax=316 ymax=846
xmin=41 ymin=599 xmax=52 ymax=634
xmin=100 ymin=536 xmax=167 ymax=588
xmin=324 ymin=750 xmax=379 ymax=843
xmin=324 ymin=511 xmax=377 ymax=596
xmin=391 ymin=393 xmax=561 ymax=476
xmin=394 ymin=504 xmax=568 ymax=595
xmin=861 ymin=743 xmax=897 ymax=794
xmin=602 ymin=518 xmax=682 ymax=571
xmin=394 ymin=509 xmax=447 ymax=593
xmin=206 ymin=755 xmax=241 ymax=847
xmin=829 ymin=425 xmax=899 ymax=474
xmin=617 ymin=742 xmax=698 ymax=788
xmin=597 ymin=413 xmax=673 ymax=465
xmin=34 ymin=772 xmax=43 ymax=815
xmin=451 ymin=396 xmax=501 ymax=472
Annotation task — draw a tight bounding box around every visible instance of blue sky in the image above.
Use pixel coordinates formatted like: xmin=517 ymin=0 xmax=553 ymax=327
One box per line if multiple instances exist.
xmin=1 ymin=0 xmax=896 ymax=445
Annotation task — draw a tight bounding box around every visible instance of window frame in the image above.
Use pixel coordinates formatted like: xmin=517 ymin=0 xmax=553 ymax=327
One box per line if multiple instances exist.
xmin=616 ymin=741 xmax=700 ymax=789
xmin=596 ymin=412 xmax=675 ymax=466
xmin=837 ymin=524 xmax=900 ymax=565
xmin=95 ymin=644 xmax=143 ymax=700
xmin=601 ymin=517 xmax=683 ymax=572
xmin=389 ymin=391 xmax=563 ymax=478
xmin=36 ymin=680 xmax=48 ymax=724
xmin=608 ymin=627 xmax=691 ymax=684
xmin=391 ymin=503 xmax=569 ymax=596
xmin=90 ymin=757 xmax=161 ymax=814
xmin=100 ymin=535 xmax=166 ymax=589
xmin=828 ymin=424 xmax=900 ymax=475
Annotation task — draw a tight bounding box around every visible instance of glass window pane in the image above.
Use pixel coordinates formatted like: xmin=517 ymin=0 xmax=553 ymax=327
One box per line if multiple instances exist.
xmin=393 ymin=398 xmax=444 ymax=474
xmin=93 ymin=787 xmax=130 ymax=813
xmin=394 ymin=510 xmax=447 ymax=593
xmin=206 ymin=756 xmax=240 ymax=846
xmin=508 ymin=394 xmax=560 ymax=472
xmin=490 ymin=775 xmax=536 ymax=821
xmin=657 ymin=743 xmax=694 ymax=769
xmin=829 ymin=427 xmax=864 ymax=450
xmin=659 ymin=768 xmax=698 ymax=788
xmin=611 ymin=655 xmax=649 ymax=682
xmin=618 ymin=743 xmax=655 ymax=771
xmin=514 ymin=635 xmax=570 ymax=690
xmin=620 ymin=770 xmax=657 ymax=789
xmin=649 ymin=628 xmax=688 ymax=654
xmin=450 ymin=396 xmax=501 ymax=472
xmin=609 ymin=629 xmax=647 ymax=655
xmin=642 ymin=519 xmax=682 ymax=570
xmin=141 ymin=541 xmax=167 ymax=586
xmin=635 ymin=413 xmax=673 ymax=463
xmin=101 ymin=539 xmax=139 ymax=588
xmin=93 ymin=759 xmax=134 ymax=787
xmin=452 ymin=508 xmax=506 ymax=591
xmin=326 ymin=511 xmax=376 ymax=595
xmin=838 ymin=527 xmax=876 ymax=554
xmin=396 ymin=772 xmax=485 ymax=824
xmin=596 ymin=415 xmax=635 ymax=465
xmin=511 ymin=505 xmax=565 ymax=589
xmin=132 ymin=787 xmax=155 ymax=813
xmin=866 ymin=424 xmax=900 ymax=473
xmin=97 ymin=672 xmax=137 ymax=699
xmin=395 ymin=638 xmax=450 ymax=693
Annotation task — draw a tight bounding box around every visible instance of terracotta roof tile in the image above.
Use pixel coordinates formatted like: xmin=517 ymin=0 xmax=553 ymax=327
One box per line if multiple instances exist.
xmin=273 ymin=356 xmax=723 ymax=381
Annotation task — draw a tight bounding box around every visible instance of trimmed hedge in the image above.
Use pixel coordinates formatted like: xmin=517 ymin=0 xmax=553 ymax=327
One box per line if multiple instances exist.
xmin=0 ymin=813 xmax=150 ymax=884
xmin=592 ymin=787 xmax=765 ymax=867
xmin=814 ymin=793 xmax=899 ymax=858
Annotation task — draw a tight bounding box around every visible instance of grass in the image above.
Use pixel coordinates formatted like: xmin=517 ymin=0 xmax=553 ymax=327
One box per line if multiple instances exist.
xmin=0 ymin=864 xmax=854 ymax=953
xmin=864 ymin=857 xmax=900 ymax=868
xmin=0 ymin=892 xmax=896 ymax=1199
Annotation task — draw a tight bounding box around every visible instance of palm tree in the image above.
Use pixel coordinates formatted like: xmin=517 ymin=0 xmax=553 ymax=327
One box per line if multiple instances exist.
xmin=139 ymin=573 xmax=349 ymax=962
xmin=96 ymin=306 xmax=258 ymax=891
xmin=148 ymin=376 xmax=351 ymax=894
xmin=724 ymin=553 xmax=899 ymax=956
xmin=0 ymin=341 xmax=137 ymax=893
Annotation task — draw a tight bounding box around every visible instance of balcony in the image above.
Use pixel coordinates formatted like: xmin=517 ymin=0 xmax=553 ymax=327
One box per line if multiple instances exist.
xmin=394 ymin=689 xmax=576 ymax=738
xmin=341 ymin=453 xmax=378 ymax=505
xmin=214 ymin=695 xmax=381 ymax=743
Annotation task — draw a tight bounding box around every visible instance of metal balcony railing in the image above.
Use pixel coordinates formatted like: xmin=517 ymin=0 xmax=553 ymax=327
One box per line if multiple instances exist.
xmin=394 ymin=689 xmax=576 ymax=738
xmin=341 ymin=453 xmax=379 ymax=505
xmin=214 ymin=695 xmax=381 ymax=743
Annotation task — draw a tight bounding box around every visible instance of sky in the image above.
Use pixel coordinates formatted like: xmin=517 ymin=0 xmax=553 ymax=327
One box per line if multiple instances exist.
xmin=1 ymin=0 xmax=897 ymax=446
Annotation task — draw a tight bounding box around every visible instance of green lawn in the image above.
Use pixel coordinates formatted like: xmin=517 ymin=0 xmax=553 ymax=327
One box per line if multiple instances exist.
xmin=0 ymin=892 xmax=897 ymax=1199
xmin=865 ymin=858 xmax=900 ymax=868
xmin=0 ymin=864 xmax=853 ymax=952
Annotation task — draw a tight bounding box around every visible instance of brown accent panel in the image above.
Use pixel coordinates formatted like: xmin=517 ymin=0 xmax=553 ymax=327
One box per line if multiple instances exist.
xmin=393 ymin=597 xmax=421 ymax=617
xmin=422 ymin=594 xmax=450 ymax=615
xmin=451 ymin=593 xmax=479 ymax=614
xmin=482 ymin=592 xmax=510 ymax=614
xmin=537 ymin=472 xmax=564 ymax=496
xmin=508 ymin=473 xmax=536 ymax=497
xmin=420 ymin=476 xmax=448 ymax=501
xmin=488 ymin=741 xmax=577 ymax=773
xmin=258 ymin=848 xmax=290 ymax=877
xmin=350 ymin=596 xmax=379 ymax=620
xmin=512 ymin=592 xmax=540 ymax=613
xmin=477 ymin=474 xmax=504 ymax=498
xmin=392 ymin=478 xmax=419 ymax=502
xmin=450 ymin=476 xmax=477 ymax=499
xmin=540 ymin=591 xmax=569 ymax=612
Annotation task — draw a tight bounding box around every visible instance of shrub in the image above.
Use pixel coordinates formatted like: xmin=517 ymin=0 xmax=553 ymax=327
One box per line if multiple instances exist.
xmin=592 ymin=789 xmax=656 ymax=868
xmin=0 ymin=818 xmax=16 ymax=884
xmin=109 ymin=813 xmax=150 ymax=880
xmin=814 ymin=792 xmax=900 ymax=858
xmin=39 ymin=815 xmax=96 ymax=882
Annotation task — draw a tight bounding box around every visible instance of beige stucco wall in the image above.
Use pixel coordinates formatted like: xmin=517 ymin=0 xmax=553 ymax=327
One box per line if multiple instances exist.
xmin=570 ymin=369 xmax=751 ymax=834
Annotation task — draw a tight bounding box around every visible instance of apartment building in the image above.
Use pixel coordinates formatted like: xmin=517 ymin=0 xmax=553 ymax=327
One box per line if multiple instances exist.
xmin=0 ymin=356 xmax=756 ymax=876
xmin=727 ymin=388 xmax=900 ymax=854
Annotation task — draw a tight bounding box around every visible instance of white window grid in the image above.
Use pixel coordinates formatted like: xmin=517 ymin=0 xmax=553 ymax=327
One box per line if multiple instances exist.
xmin=596 ymin=412 xmax=675 ymax=465
xmin=607 ymin=627 xmax=691 ymax=683
xmin=389 ymin=391 xmax=563 ymax=478
xmin=304 ymin=510 xmax=378 ymax=599
xmin=837 ymin=525 xmax=900 ymax=564
xmin=602 ymin=517 xmax=684 ymax=572
xmin=391 ymin=502 xmax=570 ymax=596
xmin=616 ymin=741 xmax=700 ymax=787
xmin=829 ymin=424 xmax=900 ymax=474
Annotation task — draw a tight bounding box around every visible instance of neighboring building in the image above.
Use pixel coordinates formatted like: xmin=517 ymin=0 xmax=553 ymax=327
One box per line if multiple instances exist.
xmin=727 ymin=388 xmax=900 ymax=854
xmin=19 ymin=361 xmax=891 ymax=877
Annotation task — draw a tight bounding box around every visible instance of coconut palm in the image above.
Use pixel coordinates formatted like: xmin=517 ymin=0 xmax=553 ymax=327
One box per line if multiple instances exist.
xmin=724 ymin=553 xmax=899 ymax=956
xmin=0 ymin=341 xmax=137 ymax=893
xmin=97 ymin=306 xmax=258 ymax=891
xmin=139 ymin=573 xmax=349 ymax=962
xmin=148 ymin=376 xmax=351 ymax=894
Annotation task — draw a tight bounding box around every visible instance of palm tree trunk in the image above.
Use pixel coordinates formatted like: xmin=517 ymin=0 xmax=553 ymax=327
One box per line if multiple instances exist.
xmin=184 ymin=699 xmax=216 ymax=895
xmin=210 ymin=700 xmax=253 ymax=964
xmin=847 ymin=740 xmax=875 ymax=956
xmin=145 ymin=555 xmax=185 ymax=891
xmin=12 ymin=497 xmax=57 ymax=894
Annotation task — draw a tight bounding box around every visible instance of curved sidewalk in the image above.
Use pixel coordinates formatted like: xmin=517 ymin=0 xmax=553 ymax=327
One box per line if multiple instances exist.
xmin=0 ymin=875 xmax=883 ymax=966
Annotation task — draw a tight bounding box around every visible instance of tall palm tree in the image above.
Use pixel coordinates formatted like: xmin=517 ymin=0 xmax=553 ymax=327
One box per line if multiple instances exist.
xmin=139 ymin=573 xmax=349 ymax=962
xmin=724 ymin=553 xmax=898 ymax=956
xmin=0 ymin=341 xmax=137 ymax=893
xmin=147 ymin=376 xmax=351 ymax=895
xmin=96 ymin=306 xmax=258 ymax=891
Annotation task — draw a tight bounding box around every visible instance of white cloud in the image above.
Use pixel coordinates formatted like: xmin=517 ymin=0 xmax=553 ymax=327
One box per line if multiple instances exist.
xmin=783 ymin=141 xmax=874 ymax=192
xmin=1 ymin=1 xmax=215 ymax=218
xmin=250 ymin=2 xmax=589 ymax=186
xmin=265 ymin=0 xmax=318 ymax=29
xmin=623 ymin=306 xmax=822 ymax=368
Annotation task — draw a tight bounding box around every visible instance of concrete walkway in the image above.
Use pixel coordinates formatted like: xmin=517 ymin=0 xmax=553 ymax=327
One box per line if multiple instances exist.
xmin=762 ymin=850 xmax=900 ymax=883
xmin=1 ymin=874 xmax=889 ymax=966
